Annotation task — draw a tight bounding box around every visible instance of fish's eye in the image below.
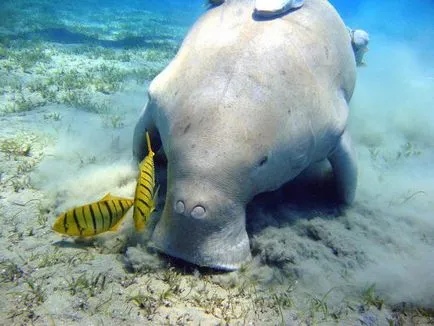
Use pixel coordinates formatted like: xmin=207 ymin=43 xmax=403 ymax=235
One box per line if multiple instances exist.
xmin=258 ymin=155 xmax=268 ymax=167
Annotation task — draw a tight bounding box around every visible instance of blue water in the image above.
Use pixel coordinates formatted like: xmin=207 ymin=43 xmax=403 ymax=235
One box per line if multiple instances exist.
xmin=2 ymin=0 xmax=433 ymax=51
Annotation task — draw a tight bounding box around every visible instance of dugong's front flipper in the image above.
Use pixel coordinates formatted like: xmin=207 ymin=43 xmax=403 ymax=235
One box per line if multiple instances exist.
xmin=254 ymin=0 xmax=304 ymax=17
xmin=133 ymin=101 xmax=158 ymax=163
xmin=328 ymin=130 xmax=358 ymax=204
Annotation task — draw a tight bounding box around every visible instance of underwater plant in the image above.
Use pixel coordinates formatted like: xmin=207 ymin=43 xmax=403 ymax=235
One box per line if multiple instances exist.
xmin=7 ymin=277 xmax=46 ymax=322
xmin=129 ymin=292 xmax=160 ymax=318
xmin=0 ymin=138 xmax=31 ymax=158
xmin=43 ymin=111 xmax=62 ymax=121
xmin=36 ymin=248 xmax=65 ymax=268
xmin=129 ymin=66 xmax=163 ymax=84
xmin=62 ymin=91 xmax=110 ymax=113
xmin=102 ymin=114 xmax=125 ymax=129
xmin=0 ymin=45 xmax=9 ymax=58
xmin=24 ymin=278 xmax=46 ymax=305
xmin=2 ymin=93 xmax=37 ymax=113
xmin=362 ymin=283 xmax=384 ymax=310
xmin=0 ymin=259 xmax=23 ymax=283
xmin=11 ymin=47 xmax=51 ymax=71
xmin=65 ymin=272 xmax=107 ymax=297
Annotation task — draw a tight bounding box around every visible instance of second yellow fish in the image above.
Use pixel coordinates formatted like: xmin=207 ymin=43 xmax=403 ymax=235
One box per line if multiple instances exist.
xmin=52 ymin=193 xmax=134 ymax=237
xmin=133 ymin=131 xmax=158 ymax=231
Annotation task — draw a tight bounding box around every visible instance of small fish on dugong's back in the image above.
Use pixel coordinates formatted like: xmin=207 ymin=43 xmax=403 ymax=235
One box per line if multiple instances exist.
xmin=254 ymin=0 xmax=304 ymax=17
xmin=133 ymin=0 xmax=358 ymax=270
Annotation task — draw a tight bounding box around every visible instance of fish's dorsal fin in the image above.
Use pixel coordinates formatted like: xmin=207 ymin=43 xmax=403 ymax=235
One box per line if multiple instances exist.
xmin=100 ymin=193 xmax=134 ymax=202
xmin=145 ymin=131 xmax=154 ymax=157
xmin=101 ymin=193 xmax=112 ymax=201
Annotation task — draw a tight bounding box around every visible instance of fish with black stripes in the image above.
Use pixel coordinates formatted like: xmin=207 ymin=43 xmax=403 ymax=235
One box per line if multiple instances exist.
xmin=132 ymin=131 xmax=159 ymax=232
xmin=52 ymin=193 xmax=134 ymax=237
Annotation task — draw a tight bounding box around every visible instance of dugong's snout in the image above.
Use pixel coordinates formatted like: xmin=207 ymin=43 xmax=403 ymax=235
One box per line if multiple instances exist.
xmin=150 ymin=185 xmax=252 ymax=270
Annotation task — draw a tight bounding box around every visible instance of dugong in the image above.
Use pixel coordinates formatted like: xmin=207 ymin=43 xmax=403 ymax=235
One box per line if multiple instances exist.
xmin=133 ymin=0 xmax=357 ymax=270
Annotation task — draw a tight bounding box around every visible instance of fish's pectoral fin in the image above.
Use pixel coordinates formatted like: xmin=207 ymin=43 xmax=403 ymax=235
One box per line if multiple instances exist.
xmin=152 ymin=184 xmax=160 ymax=204
xmin=109 ymin=211 xmax=131 ymax=232
xmin=109 ymin=220 xmax=122 ymax=232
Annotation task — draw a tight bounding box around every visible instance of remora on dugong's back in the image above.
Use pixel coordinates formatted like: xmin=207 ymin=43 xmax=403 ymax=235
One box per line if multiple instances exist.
xmin=133 ymin=0 xmax=357 ymax=270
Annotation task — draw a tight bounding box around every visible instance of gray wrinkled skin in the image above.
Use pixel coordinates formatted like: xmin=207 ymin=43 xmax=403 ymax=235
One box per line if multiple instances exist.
xmin=133 ymin=0 xmax=357 ymax=270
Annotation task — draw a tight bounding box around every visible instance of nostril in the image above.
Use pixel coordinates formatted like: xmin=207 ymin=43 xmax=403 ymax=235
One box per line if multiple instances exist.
xmin=174 ymin=200 xmax=185 ymax=214
xmin=191 ymin=205 xmax=206 ymax=219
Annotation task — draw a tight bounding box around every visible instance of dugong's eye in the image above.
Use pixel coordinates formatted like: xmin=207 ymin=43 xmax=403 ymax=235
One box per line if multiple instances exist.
xmin=258 ymin=156 xmax=268 ymax=167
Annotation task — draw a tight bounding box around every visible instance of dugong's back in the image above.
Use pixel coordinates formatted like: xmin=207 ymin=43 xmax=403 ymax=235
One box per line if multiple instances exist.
xmin=150 ymin=0 xmax=356 ymax=150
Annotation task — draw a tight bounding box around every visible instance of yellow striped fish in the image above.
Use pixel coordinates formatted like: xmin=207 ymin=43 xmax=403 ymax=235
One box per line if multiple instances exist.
xmin=52 ymin=193 xmax=134 ymax=237
xmin=133 ymin=131 xmax=158 ymax=232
